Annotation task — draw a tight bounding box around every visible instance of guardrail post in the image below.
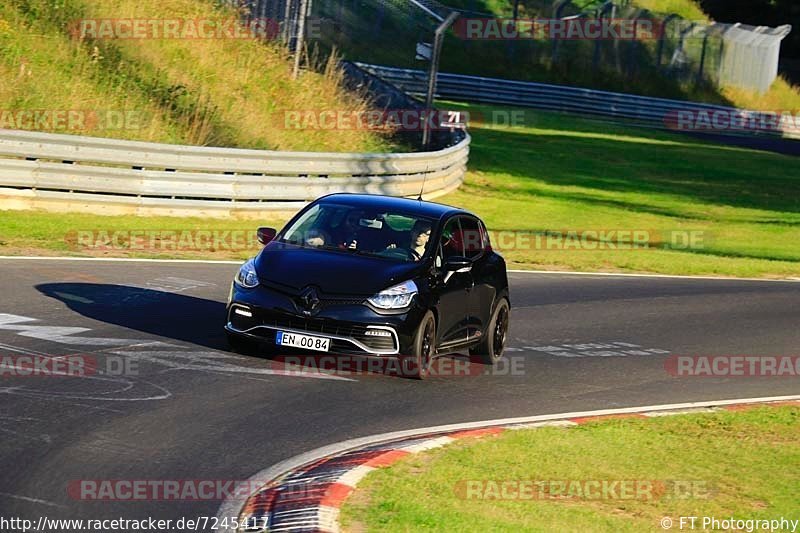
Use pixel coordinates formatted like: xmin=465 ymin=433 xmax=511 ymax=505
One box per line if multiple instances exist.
xmin=716 ymin=25 xmax=729 ymax=86
xmin=422 ymin=11 xmax=459 ymax=149
xmin=696 ymin=29 xmax=709 ymax=87
xmin=656 ymin=14 xmax=680 ymax=68
xmin=551 ymin=0 xmax=572 ymax=64
xmin=372 ymin=2 xmax=385 ymax=37
xmin=281 ymin=0 xmax=294 ymax=45
xmin=593 ymin=1 xmax=614 ymax=70
xmin=627 ymin=8 xmax=649 ymax=77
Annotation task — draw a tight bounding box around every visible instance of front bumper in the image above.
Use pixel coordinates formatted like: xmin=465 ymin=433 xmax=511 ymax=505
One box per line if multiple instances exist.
xmin=225 ymin=283 xmax=424 ymax=355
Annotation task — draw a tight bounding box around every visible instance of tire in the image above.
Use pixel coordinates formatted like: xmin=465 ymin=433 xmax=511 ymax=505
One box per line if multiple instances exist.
xmin=401 ymin=311 xmax=436 ymax=380
xmin=470 ymin=298 xmax=510 ymax=365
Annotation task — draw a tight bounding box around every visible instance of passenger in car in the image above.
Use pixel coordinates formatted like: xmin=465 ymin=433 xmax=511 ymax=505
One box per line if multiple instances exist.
xmin=336 ymin=210 xmax=365 ymax=250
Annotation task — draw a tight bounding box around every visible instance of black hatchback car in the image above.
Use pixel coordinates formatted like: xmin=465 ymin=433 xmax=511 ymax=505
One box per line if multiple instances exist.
xmin=224 ymin=193 xmax=510 ymax=378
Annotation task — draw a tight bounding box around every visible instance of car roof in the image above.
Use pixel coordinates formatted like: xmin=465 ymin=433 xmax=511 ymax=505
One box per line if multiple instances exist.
xmin=318 ymin=193 xmax=472 ymax=220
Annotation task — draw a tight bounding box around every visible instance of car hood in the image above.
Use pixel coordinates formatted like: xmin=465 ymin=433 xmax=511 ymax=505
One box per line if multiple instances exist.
xmin=254 ymin=242 xmax=424 ymax=295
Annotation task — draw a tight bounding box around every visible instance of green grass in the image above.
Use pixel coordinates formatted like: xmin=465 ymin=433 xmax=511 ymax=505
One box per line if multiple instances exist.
xmin=0 ymin=0 xmax=391 ymax=152
xmin=340 ymin=405 xmax=800 ymax=532
xmin=0 ymin=211 xmax=291 ymax=260
xmin=1 ymin=103 xmax=798 ymax=278
xmin=633 ymin=0 xmax=707 ymax=20
xmin=439 ymin=102 xmax=800 ymax=278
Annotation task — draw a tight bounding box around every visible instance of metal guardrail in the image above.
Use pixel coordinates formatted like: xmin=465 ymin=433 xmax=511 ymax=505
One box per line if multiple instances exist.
xmin=0 ymin=129 xmax=469 ymax=217
xmin=356 ymin=63 xmax=800 ymax=141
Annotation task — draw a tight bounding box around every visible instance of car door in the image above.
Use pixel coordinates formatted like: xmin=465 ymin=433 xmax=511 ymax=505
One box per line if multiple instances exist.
xmin=460 ymin=216 xmax=493 ymax=338
xmin=432 ymin=216 xmax=471 ymax=346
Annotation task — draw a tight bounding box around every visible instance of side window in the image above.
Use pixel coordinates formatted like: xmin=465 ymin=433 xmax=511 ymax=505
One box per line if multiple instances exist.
xmin=460 ymin=217 xmax=485 ymax=259
xmin=480 ymin=221 xmax=492 ymax=251
xmin=437 ymin=217 xmax=463 ymax=267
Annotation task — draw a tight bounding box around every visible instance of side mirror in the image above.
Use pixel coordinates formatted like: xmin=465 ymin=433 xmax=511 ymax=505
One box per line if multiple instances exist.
xmin=257 ymin=227 xmax=277 ymax=245
xmin=442 ymin=256 xmax=471 ymax=283
xmin=443 ymin=256 xmax=472 ymax=272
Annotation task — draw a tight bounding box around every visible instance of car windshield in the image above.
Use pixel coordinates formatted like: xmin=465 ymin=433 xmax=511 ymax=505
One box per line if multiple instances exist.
xmin=279 ymin=203 xmax=435 ymax=262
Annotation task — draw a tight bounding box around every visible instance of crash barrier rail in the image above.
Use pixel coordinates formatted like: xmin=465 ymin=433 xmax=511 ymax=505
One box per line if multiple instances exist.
xmin=356 ymin=63 xmax=800 ymax=141
xmin=0 ymin=128 xmax=470 ymax=217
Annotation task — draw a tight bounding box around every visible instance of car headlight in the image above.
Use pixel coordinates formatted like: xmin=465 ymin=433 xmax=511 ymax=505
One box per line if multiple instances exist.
xmin=235 ymin=258 xmax=259 ymax=288
xmin=368 ymin=280 xmax=417 ymax=309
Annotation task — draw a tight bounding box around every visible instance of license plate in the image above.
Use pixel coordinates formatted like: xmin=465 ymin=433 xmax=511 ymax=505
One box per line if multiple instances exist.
xmin=275 ymin=331 xmax=331 ymax=352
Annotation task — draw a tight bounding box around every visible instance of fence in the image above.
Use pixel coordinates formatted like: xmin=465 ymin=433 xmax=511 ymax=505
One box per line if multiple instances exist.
xmin=519 ymin=3 xmax=787 ymax=94
xmin=357 ymin=63 xmax=800 ymax=141
xmin=236 ymin=0 xmax=791 ymax=96
xmin=0 ymin=128 xmax=469 ymax=218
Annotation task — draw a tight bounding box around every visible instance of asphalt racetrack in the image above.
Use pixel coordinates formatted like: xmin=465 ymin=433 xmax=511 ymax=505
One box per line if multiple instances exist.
xmin=0 ymin=257 xmax=798 ymax=525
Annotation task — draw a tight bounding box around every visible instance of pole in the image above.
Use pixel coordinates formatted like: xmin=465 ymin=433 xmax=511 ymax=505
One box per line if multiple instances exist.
xmin=282 ymin=0 xmax=294 ymax=45
xmin=657 ymin=14 xmax=680 ymax=68
xmin=422 ymin=11 xmax=459 ymax=148
xmin=292 ymin=0 xmax=310 ymax=79
xmin=696 ymin=30 xmax=709 ymax=86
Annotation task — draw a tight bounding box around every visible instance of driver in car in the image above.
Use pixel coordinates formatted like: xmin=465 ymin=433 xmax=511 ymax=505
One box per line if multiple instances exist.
xmin=386 ymin=220 xmax=432 ymax=261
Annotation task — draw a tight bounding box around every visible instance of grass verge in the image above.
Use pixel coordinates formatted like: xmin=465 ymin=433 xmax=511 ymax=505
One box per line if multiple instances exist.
xmin=442 ymin=103 xmax=800 ymax=278
xmin=0 ymin=0 xmax=391 ymax=152
xmin=1 ymin=104 xmax=798 ymax=278
xmin=339 ymin=405 xmax=800 ymax=532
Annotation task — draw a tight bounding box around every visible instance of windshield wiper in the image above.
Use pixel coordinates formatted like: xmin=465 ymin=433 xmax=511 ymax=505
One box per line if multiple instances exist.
xmin=305 ymin=244 xmax=382 ymax=258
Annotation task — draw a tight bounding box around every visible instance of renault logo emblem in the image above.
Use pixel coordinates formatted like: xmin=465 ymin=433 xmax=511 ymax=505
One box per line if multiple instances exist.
xmin=298 ymin=286 xmax=320 ymax=314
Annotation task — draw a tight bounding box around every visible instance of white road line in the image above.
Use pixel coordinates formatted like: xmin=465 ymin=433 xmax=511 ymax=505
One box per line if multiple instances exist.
xmin=400 ymin=435 xmax=455 ymax=453
xmin=0 ymin=314 xmax=178 ymax=348
xmin=508 ymin=269 xmax=800 ymax=283
xmin=0 ymin=342 xmax=53 ymax=357
xmin=0 ymin=491 xmax=67 ymax=508
xmin=336 ymin=465 xmax=376 ymax=489
xmin=216 ymin=394 xmax=800 ymax=527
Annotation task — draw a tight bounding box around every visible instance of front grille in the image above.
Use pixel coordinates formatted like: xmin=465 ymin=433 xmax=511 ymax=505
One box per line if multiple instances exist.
xmin=262 ymin=314 xmax=371 ymax=338
xmin=319 ymin=297 xmax=366 ymax=309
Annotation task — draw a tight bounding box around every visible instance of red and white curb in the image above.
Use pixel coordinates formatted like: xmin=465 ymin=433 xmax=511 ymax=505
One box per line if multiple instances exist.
xmin=218 ymin=395 xmax=800 ymax=532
